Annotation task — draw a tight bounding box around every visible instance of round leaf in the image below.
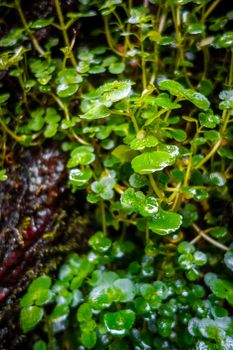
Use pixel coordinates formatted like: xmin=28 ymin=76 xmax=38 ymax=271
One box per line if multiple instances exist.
xmin=104 ymin=310 xmax=136 ymax=336
xmin=148 ymin=209 xmax=182 ymax=235
xmin=131 ymin=151 xmax=175 ymax=174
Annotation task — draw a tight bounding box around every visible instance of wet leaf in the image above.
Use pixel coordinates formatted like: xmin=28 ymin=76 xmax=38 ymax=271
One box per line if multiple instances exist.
xmin=148 ymin=208 xmax=182 ymax=235
xmin=20 ymin=306 xmax=44 ymax=333
xmin=131 ymin=151 xmax=176 ymax=174
xmin=104 ymin=310 xmax=135 ymax=336
xmin=80 ymin=104 xmax=111 ymax=120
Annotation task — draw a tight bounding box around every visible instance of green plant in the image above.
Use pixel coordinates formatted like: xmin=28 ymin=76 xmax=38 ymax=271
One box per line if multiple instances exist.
xmin=0 ymin=0 xmax=233 ymax=349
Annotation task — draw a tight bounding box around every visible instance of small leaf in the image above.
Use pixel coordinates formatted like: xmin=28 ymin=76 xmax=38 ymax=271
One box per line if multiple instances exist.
xmin=104 ymin=310 xmax=136 ymax=336
xmin=187 ymin=23 xmax=205 ymax=34
xmin=80 ymin=104 xmax=111 ymax=120
xmin=98 ymin=80 xmax=132 ymax=103
xmin=183 ymin=89 xmax=210 ymax=109
xmin=77 ymin=303 xmax=92 ymax=322
xmin=154 ymin=93 xmax=181 ymax=109
xmin=81 ymin=328 xmax=97 ymax=349
xmin=113 ymin=279 xmax=136 ymax=302
xmin=131 ymin=151 xmax=176 ymax=174
xmin=109 ymin=62 xmax=126 ymax=74
xmin=44 ymin=123 xmax=58 ymax=138
xmin=224 ymin=250 xmax=233 ymax=272
xmin=20 ymin=306 xmax=44 ymax=333
xmin=69 ymin=168 xmax=93 ymax=187
xmin=31 ymin=18 xmax=54 ymax=29
xmin=199 ymin=110 xmax=220 ymax=128
xmin=29 ymin=276 xmax=52 ymax=292
xmin=0 ymin=169 xmax=7 ymax=181
xmin=88 ymin=232 xmax=112 ymax=253
xmin=130 ymin=132 xmax=158 ymax=150
xmin=148 ymin=208 xmax=182 ymax=235
xmin=158 ymin=79 xmax=184 ymax=97
xmin=0 ymin=93 xmax=10 ymax=104
xmin=33 ymin=340 xmax=47 ymax=350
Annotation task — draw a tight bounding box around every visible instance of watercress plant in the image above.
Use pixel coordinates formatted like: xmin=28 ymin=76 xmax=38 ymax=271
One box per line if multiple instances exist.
xmin=0 ymin=0 xmax=233 ymax=349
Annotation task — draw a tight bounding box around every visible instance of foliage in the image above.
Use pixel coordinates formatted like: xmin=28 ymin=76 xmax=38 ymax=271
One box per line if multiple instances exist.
xmin=0 ymin=0 xmax=233 ymax=348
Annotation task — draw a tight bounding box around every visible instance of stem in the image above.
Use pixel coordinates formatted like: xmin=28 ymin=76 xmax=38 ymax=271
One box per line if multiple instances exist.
xmin=202 ymin=0 xmax=221 ymax=22
xmin=101 ymin=201 xmax=107 ymax=235
xmin=0 ymin=112 xmax=24 ymax=143
xmin=50 ymin=93 xmax=89 ymax=145
xmin=53 ymin=0 xmax=77 ymax=66
xmin=140 ymin=31 xmax=147 ymax=90
xmin=192 ymin=223 xmax=229 ymax=251
xmin=15 ymin=0 xmax=45 ymax=55
xmin=128 ymin=109 xmax=139 ymax=133
xmin=195 ymin=139 xmax=221 ymax=170
xmin=148 ymin=174 xmax=164 ymax=198
xmin=103 ymin=16 xmax=123 ymax=57
xmin=221 ymin=48 xmax=233 ymax=133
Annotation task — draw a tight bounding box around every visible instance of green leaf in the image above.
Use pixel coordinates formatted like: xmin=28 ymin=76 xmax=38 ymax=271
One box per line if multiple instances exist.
xmin=183 ymin=89 xmax=210 ymax=109
xmin=0 ymin=93 xmax=10 ymax=104
xmin=129 ymin=173 xmax=148 ymax=188
xmin=148 ymin=208 xmax=182 ymax=235
xmin=199 ymin=110 xmax=220 ymax=128
xmin=113 ymin=279 xmax=136 ymax=302
xmin=198 ymin=319 xmax=224 ymax=339
xmin=209 ymin=172 xmax=226 ymax=186
xmin=44 ymin=123 xmax=58 ymax=138
xmin=80 ymin=104 xmax=111 ymax=120
xmin=98 ymin=80 xmax=132 ymax=103
xmin=154 ymin=93 xmax=181 ymax=109
xmin=120 ymin=187 xmax=145 ymax=212
xmin=112 ymin=145 xmax=137 ymax=163
xmin=29 ymin=276 xmax=52 ymax=292
xmin=33 ymin=340 xmax=47 ymax=350
xmin=0 ymin=169 xmax=7 ymax=181
xmin=215 ymin=32 xmax=233 ymax=48
xmin=187 ymin=23 xmax=205 ymax=34
xmin=177 ymin=241 xmax=195 ymax=254
xmin=69 ymin=168 xmax=93 ymax=187
xmin=224 ymin=250 xmax=233 ymax=272
xmin=209 ymin=278 xmax=233 ymax=305
xmin=109 ymin=62 xmax=126 ymax=74
xmin=77 ymin=303 xmax=92 ymax=322
xmin=68 ymin=146 xmax=95 ymax=167
xmin=31 ymin=18 xmax=54 ymax=29
xmin=57 ymin=83 xmax=79 ymax=98
xmin=20 ymin=306 xmax=44 ymax=333
xmin=170 ymin=129 xmax=187 ymax=142
xmin=131 ymin=151 xmax=176 ymax=174
xmin=88 ymin=232 xmax=112 ymax=253
xmin=49 ymin=304 xmax=69 ymax=333
xmin=104 ymin=310 xmax=136 ymax=336
xmin=158 ymin=79 xmax=184 ymax=97
xmin=44 ymin=108 xmax=61 ymax=124
xmin=130 ymin=131 xmax=158 ymax=150
xmin=81 ymin=328 xmax=97 ymax=349
xmin=0 ymin=28 xmax=24 ymax=47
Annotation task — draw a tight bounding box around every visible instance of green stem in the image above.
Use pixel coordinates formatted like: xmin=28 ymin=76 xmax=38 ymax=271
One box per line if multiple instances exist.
xmin=128 ymin=109 xmax=139 ymax=133
xmin=195 ymin=139 xmax=221 ymax=170
xmin=101 ymin=201 xmax=107 ymax=236
xmin=201 ymin=0 xmax=221 ymax=22
xmin=0 ymin=111 xmax=24 ymax=143
xmin=103 ymin=16 xmax=123 ymax=57
xmin=140 ymin=31 xmax=147 ymax=90
xmin=148 ymin=174 xmax=163 ymax=198
xmin=15 ymin=0 xmax=45 ymax=55
xmin=53 ymin=0 xmax=77 ymax=66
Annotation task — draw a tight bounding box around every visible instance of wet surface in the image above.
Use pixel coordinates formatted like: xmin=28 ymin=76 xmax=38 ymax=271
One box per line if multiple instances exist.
xmin=0 ymin=144 xmax=88 ymax=349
